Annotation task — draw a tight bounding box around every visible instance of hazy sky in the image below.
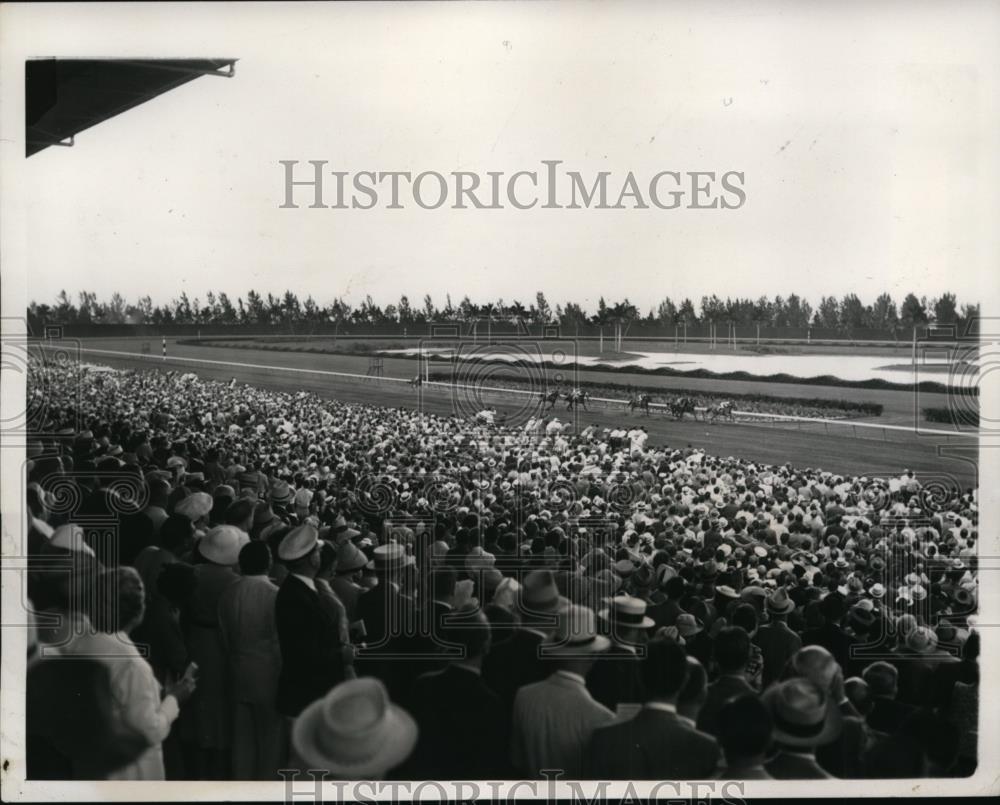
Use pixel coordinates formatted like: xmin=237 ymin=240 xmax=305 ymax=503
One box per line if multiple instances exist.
xmin=4 ymin=1 xmax=1000 ymax=314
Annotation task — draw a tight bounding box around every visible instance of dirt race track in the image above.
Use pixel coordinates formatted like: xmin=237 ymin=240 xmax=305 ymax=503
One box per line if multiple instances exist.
xmin=36 ymin=337 xmax=979 ymax=489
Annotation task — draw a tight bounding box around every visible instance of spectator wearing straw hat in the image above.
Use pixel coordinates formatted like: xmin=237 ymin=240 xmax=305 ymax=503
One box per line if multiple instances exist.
xmin=275 ymin=524 xmax=348 ymax=719
xmin=763 ymin=678 xmax=842 ymax=779
xmin=510 ymin=605 xmax=612 ymax=779
xmin=587 ymin=637 xmax=719 ymax=780
xmin=588 ymin=595 xmax=656 ymax=712
xmin=290 ymin=677 xmax=417 ymax=780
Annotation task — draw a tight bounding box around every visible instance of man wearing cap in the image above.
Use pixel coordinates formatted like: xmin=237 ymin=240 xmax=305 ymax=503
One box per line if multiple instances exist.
xmin=354 ymin=543 xmax=417 ymax=700
xmin=587 ymin=637 xmax=719 ymax=780
xmin=275 ymin=524 xmax=349 ymax=719
xmin=755 ymin=587 xmax=803 ymax=688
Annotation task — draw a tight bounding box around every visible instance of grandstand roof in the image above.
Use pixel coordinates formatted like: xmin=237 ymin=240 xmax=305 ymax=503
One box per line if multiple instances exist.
xmin=25 ymin=58 xmax=237 ymax=157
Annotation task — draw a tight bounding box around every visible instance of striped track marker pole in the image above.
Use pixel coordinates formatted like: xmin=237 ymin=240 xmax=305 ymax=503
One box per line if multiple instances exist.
xmin=162 ymin=337 xmax=166 ymax=361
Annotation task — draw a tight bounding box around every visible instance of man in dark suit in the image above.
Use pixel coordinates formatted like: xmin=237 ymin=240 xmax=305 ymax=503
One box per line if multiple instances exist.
xmin=801 ymin=592 xmax=853 ymax=673
xmin=355 ymin=543 xmax=418 ymax=701
xmin=862 ymin=661 xmax=917 ymax=736
xmin=401 ymin=608 xmax=509 ymax=780
xmin=696 ymin=627 xmax=756 ymax=738
xmin=586 ymin=637 xmax=720 ymax=779
xmin=646 ymin=576 xmax=687 ymax=630
xmin=754 ymin=587 xmax=802 ymax=686
xmin=482 ymin=569 xmax=564 ymax=728
xmin=274 ymin=524 xmax=348 ymax=718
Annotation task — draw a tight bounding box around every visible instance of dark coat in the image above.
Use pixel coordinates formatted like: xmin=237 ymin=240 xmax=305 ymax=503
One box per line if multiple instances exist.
xmin=802 ymin=622 xmax=854 ymax=673
xmin=274 ymin=575 xmax=346 ymax=717
xmin=586 ymin=644 xmax=646 ymax=713
xmin=587 ymin=707 xmax=720 ymax=780
xmin=482 ymin=628 xmax=550 ymax=725
xmin=765 ymin=750 xmax=833 ymax=779
xmin=401 ymin=665 xmax=509 ymax=780
xmin=754 ymin=620 xmax=803 ymax=687
xmin=354 ymin=582 xmax=418 ymax=701
xmin=696 ymin=674 xmax=756 ymax=738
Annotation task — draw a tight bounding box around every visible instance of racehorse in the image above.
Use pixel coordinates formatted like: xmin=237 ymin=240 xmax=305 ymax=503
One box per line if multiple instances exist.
xmin=409 ymin=375 xmax=422 ymax=387
xmin=565 ymin=388 xmax=590 ymax=411
xmin=628 ymin=393 xmax=653 ymax=415
xmin=669 ymin=396 xmax=699 ymax=421
xmin=541 ymin=388 xmax=562 ymax=412
xmin=708 ymin=400 xmax=736 ymax=422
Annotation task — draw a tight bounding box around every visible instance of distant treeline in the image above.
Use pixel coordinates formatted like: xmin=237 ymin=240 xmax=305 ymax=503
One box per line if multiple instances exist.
xmin=28 ymin=288 xmax=980 ymax=339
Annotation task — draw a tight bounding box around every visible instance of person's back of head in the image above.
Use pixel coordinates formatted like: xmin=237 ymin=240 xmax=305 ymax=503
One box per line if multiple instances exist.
xmin=224 ymin=498 xmax=255 ymax=531
xmin=442 ymin=606 xmax=492 ymax=663
xmin=862 ymin=661 xmax=899 ymax=698
xmin=820 ymin=591 xmax=846 ymax=623
xmin=717 ymin=694 xmax=773 ymax=767
xmin=714 ymin=626 xmax=751 ymax=675
xmin=147 ymin=478 xmax=170 ymax=508
xmin=731 ymin=603 xmax=758 ymax=637
xmin=676 ymin=656 xmax=709 ymax=721
xmin=665 ymin=576 xmax=687 ymax=600
xmin=431 ymin=567 xmax=457 ymax=605
xmin=238 ymin=541 xmax=272 ymax=576
xmin=844 ymin=676 xmax=872 ymax=716
xmin=641 ymin=636 xmax=689 ymax=702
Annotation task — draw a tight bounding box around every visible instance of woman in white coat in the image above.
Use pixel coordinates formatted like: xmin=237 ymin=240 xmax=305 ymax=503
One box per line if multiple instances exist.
xmin=59 ymin=564 xmax=197 ymax=779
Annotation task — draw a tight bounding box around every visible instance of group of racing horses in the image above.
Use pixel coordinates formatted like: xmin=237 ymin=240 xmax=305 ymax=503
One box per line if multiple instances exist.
xmin=410 ymin=374 xmax=737 ymax=423
xmin=540 ymin=387 xmax=737 ymax=422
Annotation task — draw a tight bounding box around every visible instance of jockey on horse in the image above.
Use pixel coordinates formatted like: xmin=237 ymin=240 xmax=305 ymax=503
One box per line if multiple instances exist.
xmin=628 ymin=393 xmax=653 ymax=415
xmin=566 ymin=387 xmax=590 ymax=411
xmin=708 ymin=399 xmax=736 ymax=422
xmin=540 ymin=387 xmax=561 ymax=412
xmin=669 ymin=396 xmax=698 ymax=420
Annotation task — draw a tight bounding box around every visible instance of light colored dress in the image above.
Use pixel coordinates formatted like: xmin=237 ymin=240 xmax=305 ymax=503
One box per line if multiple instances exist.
xmin=58 ymin=624 xmax=179 ymax=780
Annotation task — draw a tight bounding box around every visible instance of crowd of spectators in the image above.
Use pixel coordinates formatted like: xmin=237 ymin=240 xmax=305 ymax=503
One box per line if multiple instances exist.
xmin=23 ymin=362 xmax=979 ymax=781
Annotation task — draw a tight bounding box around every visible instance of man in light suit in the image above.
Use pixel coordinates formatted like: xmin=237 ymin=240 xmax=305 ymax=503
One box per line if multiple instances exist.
xmin=218 ymin=542 xmax=285 ymax=780
xmin=510 ymin=605 xmax=614 ymax=779
xmin=587 ymin=637 xmax=720 ymax=780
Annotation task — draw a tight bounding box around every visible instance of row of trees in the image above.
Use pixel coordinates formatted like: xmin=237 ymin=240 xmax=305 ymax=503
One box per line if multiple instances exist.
xmin=29 ymin=289 xmax=979 ymax=333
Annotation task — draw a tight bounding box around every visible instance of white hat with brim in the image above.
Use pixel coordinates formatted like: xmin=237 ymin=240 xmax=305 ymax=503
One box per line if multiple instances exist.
xmin=599 ymin=595 xmax=656 ymax=630
xmin=543 ymin=605 xmax=612 ymax=655
xmin=175 ymin=491 xmax=213 ymax=521
xmin=763 ymin=678 xmax=843 ymax=748
xmin=199 ymin=525 xmax=249 ymax=565
xmin=292 ymin=677 xmax=417 ymax=778
xmin=278 ymin=523 xmax=319 ymax=562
